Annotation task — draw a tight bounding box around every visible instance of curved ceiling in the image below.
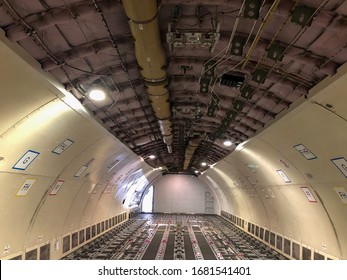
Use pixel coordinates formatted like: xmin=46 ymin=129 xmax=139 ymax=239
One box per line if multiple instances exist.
xmin=1 ymin=0 xmax=346 ymax=173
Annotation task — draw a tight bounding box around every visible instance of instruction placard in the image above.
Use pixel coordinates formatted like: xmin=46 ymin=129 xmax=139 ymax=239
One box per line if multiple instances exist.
xmin=276 ymin=169 xmax=291 ymax=183
xmin=294 ymin=144 xmax=317 ymax=160
xmin=49 ymin=180 xmax=65 ymax=196
xmin=16 ymin=179 xmax=36 ymax=196
xmin=300 ymin=186 xmax=317 ymax=203
xmin=331 ymin=157 xmax=347 ymax=178
xmin=13 ymin=150 xmax=40 ymax=170
xmin=74 ymin=165 xmax=88 ymax=177
xmin=52 ymin=139 xmax=74 ymax=155
xmin=334 ymin=187 xmax=347 ymax=204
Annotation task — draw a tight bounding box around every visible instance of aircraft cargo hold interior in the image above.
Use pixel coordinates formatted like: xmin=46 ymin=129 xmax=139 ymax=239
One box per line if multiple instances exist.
xmin=0 ymin=0 xmax=347 ymax=264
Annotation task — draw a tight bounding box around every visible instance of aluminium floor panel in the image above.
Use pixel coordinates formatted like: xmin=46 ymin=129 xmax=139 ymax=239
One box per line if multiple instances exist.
xmin=63 ymin=213 xmax=287 ymax=260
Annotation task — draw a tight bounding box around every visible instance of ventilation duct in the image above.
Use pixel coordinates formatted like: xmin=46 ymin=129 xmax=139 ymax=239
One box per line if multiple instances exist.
xmin=122 ymin=0 xmax=173 ymax=153
xmin=183 ymin=137 xmax=201 ymax=170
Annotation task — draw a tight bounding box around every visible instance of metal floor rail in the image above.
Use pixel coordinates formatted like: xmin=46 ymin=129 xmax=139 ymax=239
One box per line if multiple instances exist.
xmin=63 ymin=213 xmax=287 ymax=260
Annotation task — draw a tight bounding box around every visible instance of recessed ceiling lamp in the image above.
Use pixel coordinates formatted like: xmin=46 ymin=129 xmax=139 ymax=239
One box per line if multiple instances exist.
xmin=201 ymin=162 xmax=207 ymax=167
xmin=194 ymin=170 xmax=199 ymax=174
xmin=88 ymin=85 xmax=107 ymax=101
xmin=223 ymin=139 xmax=233 ymax=147
xmin=149 ymin=155 xmax=156 ymax=160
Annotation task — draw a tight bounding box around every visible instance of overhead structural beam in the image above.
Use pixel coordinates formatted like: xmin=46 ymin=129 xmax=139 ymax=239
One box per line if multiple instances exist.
xmin=122 ymin=0 xmax=173 ymax=153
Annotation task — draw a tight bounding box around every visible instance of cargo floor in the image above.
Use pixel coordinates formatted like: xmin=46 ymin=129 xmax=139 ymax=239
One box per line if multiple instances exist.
xmin=64 ymin=213 xmax=287 ymax=260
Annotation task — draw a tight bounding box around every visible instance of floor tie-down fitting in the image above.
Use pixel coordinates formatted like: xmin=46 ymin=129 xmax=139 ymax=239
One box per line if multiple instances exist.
xmin=64 ymin=214 xmax=287 ymax=260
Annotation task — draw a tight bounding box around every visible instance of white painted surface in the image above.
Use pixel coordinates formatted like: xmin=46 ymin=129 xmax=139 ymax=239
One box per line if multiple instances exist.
xmin=153 ymin=174 xmax=217 ymax=214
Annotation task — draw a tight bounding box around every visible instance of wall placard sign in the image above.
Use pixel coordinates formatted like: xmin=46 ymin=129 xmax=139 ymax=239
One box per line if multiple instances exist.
xmin=16 ymin=179 xmax=36 ymax=196
xmin=333 ymin=187 xmax=347 ymax=204
xmin=52 ymin=139 xmax=74 ymax=155
xmin=331 ymin=157 xmax=347 ymax=178
xmin=276 ymin=169 xmax=291 ymax=183
xmin=300 ymin=186 xmax=317 ymax=203
xmin=74 ymin=165 xmax=88 ymax=178
xmin=13 ymin=150 xmax=40 ymax=170
xmin=49 ymin=180 xmax=65 ymax=196
xmin=293 ymin=144 xmax=317 ymax=160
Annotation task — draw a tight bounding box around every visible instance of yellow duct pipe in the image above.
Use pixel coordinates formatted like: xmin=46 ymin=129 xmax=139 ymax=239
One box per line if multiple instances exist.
xmin=183 ymin=138 xmax=201 ymax=170
xmin=122 ymin=0 xmax=173 ymax=152
xmin=145 ymin=83 xmax=171 ymax=119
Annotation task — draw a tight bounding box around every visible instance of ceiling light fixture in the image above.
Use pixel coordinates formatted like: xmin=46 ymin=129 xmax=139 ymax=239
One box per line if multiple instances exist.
xmin=223 ymin=139 xmax=233 ymax=147
xmin=88 ymin=85 xmax=107 ymax=101
xmin=201 ymin=162 xmax=207 ymax=166
xmin=149 ymin=155 xmax=156 ymax=160
xmin=89 ymin=89 xmax=106 ymax=101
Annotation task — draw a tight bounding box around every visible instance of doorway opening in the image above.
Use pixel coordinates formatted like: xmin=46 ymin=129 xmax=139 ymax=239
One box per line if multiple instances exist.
xmin=141 ymin=185 xmax=153 ymax=212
